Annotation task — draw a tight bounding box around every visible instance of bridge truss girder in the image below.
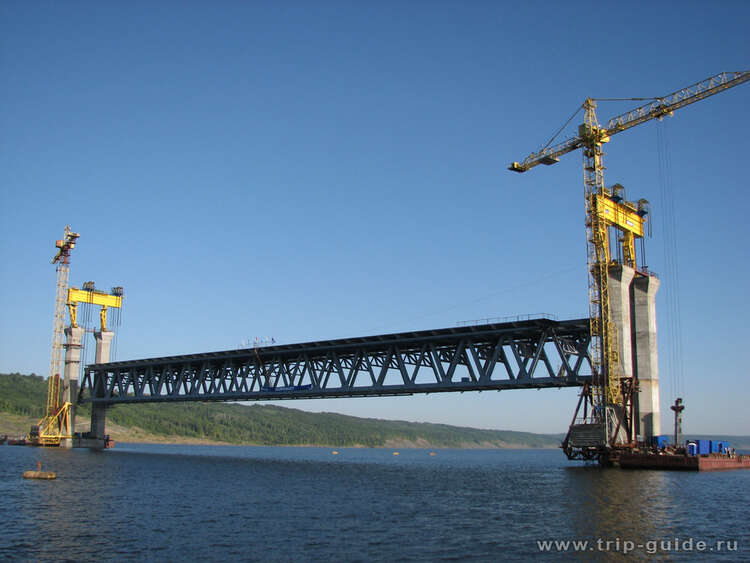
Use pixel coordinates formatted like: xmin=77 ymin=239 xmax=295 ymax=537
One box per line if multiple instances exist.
xmin=79 ymin=318 xmax=592 ymax=405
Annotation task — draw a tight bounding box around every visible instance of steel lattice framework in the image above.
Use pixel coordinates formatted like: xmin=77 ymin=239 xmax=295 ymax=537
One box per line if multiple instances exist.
xmin=79 ymin=318 xmax=592 ymax=405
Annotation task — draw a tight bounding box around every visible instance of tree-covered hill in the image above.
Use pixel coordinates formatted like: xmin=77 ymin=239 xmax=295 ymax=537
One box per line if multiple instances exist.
xmin=3 ymin=373 xmax=747 ymax=449
xmin=0 ymin=372 xmax=52 ymax=417
xmin=1 ymin=372 xmax=563 ymax=447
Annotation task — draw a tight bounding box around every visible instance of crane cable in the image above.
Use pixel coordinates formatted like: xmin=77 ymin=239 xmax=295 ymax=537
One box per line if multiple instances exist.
xmin=79 ymin=294 xmax=92 ymax=385
xmin=539 ymin=104 xmax=583 ymax=152
xmin=655 ymin=119 xmax=685 ymax=403
xmin=112 ymin=305 xmax=120 ymax=363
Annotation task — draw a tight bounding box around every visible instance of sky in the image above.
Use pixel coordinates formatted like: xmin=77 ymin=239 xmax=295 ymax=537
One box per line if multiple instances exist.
xmin=1 ymin=0 xmax=748 ymax=435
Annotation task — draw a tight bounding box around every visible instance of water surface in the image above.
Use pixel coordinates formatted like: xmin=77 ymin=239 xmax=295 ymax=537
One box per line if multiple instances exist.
xmin=1 ymin=445 xmax=747 ymax=561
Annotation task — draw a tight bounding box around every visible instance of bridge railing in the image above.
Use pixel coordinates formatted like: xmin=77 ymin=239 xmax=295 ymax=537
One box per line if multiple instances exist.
xmin=455 ymin=313 xmax=558 ymax=327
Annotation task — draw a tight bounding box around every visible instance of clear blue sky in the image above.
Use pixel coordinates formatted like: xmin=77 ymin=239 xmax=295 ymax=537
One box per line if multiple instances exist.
xmin=1 ymin=1 xmax=748 ymax=434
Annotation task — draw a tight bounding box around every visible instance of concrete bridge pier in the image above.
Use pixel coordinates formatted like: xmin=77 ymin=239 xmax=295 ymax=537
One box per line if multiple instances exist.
xmin=65 ymin=327 xmax=114 ymax=449
xmin=84 ymin=330 xmax=114 ymax=449
xmin=606 ymin=265 xmax=661 ymax=445
xmin=94 ymin=330 xmax=114 ymax=367
xmin=89 ymin=403 xmax=108 ymax=448
xmin=60 ymin=326 xmax=85 ymax=448
xmin=632 ymin=274 xmax=661 ymax=440
xmin=607 ymin=265 xmax=635 ymax=445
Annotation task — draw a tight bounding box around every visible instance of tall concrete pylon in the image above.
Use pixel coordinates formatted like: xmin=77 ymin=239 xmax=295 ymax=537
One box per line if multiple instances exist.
xmin=60 ymin=325 xmax=85 ymax=448
xmin=607 ymin=264 xmax=636 ymax=445
xmin=60 ymin=328 xmax=114 ymax=448
xmin=94 ymin=330 xmax=114 ymax=365
xmin=88 ymin=330 xmax=114 ymax=448
xmin=608 ymin=265 xmax=635 ymax=379
xmin=632 ymin=274 xmax=661 ymax=439
xmin=607 ymin=265 xmax=661 ymax=443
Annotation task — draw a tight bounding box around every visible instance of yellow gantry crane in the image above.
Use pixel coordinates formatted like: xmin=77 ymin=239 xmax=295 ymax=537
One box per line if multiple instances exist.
xmin=508 ymin=71 xmax=749 ymax=461
xmin=68 ymin=283 xmax=124 ymax=332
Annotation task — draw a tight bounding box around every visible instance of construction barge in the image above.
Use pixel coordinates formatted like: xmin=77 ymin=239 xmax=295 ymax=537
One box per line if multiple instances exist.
xmin=616 ymin=435 xmax=749 ymax=471
xmin=619 ymin=452 xmax=750 ymax=472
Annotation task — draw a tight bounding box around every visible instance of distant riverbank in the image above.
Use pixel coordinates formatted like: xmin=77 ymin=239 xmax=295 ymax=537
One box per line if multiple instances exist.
xmin=0 ymin=412 xmax=560 ymax=449
xmin=2 ymin=373 xmax=565 ymax=449
xmin=3 ymin=373 xmax=748 ymax=450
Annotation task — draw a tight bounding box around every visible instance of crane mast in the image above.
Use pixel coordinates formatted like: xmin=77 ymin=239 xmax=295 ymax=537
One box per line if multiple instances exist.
xmin=49 ymin=227 xmax=79 ymax=408
xmin=508 ymin=71 xmax=749 ymax=463
xmin=33 ymin=226 xmax=80 ymax=445
xmin=581 ymin=99 xmax=617 ymax=423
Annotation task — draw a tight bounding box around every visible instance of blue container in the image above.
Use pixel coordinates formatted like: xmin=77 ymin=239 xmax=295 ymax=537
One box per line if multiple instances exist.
xmin=696 ymin=440 xmax=710 ymax=455
xmin=710 ymin=440 xmax=721 ymax=453
xmin=655 ymin=435 xmax=670 ymax=448
xmin=720 ymin=441 xmax=730 ymax=453
xmin=687 ymin=443 xmax=697 ymax=456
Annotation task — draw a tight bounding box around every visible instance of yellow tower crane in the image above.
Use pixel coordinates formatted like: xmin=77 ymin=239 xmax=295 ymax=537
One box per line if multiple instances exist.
xmin=508 ymin=71 xmax=749 ymax=462
xmin=33 ymin=226 xmax=80 ymax=446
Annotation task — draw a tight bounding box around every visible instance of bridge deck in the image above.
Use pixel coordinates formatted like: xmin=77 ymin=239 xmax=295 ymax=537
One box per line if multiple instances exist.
xmin=79 ymin=317 xmax=592 ymax=404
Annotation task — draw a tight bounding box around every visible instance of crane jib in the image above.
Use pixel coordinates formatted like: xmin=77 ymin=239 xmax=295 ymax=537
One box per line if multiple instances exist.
xmin=508 ymin=71 xmax=749 ymax=173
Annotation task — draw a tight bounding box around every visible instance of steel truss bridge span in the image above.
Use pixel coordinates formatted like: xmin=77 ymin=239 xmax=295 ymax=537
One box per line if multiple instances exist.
xmin=79 ymin=318 xmax=593 ymax=405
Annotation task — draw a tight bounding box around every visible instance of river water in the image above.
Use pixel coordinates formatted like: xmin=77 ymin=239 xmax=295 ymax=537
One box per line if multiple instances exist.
xmin=1 ymin=444 xmax=747 ymax=561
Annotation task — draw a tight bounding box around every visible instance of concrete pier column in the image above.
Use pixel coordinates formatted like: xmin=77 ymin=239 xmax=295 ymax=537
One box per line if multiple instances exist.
xmin=90 ymin=404 xmax=107 ymax=446
xmin=94 ymin=330 xmax=114 ymax=364
xmin=605 ymin=265 xmax=635 ymax=446
xmin=608 ymin=264 xmax=635 ymax=378
xmin=87 ymin=330 xmax=114 ymax=448
xmin=60 ymin=326 xmax=85 ymax=448
xmin=62 ymin=326 xmax=85 ymax=404
xmin=632 ymin=274 xmax=661 ymax=441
